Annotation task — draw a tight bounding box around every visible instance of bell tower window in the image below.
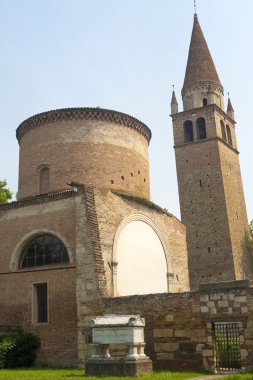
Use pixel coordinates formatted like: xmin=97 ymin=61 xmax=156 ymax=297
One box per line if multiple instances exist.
xmin=220 ymin=120 xmax=227 ymax=142
xmin=203 ymin=98 xmax=208 ymax=106
xmin=197 ymin=117 xmax=207 ymax=140
xmin=226 ymin=125 xmax=233 ymax=146
xmin=184 ymin=120 xmax=194 ymax=143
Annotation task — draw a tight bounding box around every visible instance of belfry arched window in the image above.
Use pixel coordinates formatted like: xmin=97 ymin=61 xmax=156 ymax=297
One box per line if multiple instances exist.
xmin=196 ymin=117 xmax=207 ymax=140
xmin=39 ymin=167 xmax=50 ymax=194
xmin=220 ymin=120 xmax=227 ymax=141
xmin=184 ymin=120 xmax=194 ymax=143
xmin=226 ymin=125 xmax=233 ymax=146
xmin=20 ymin=235 xmax=69 ymax=269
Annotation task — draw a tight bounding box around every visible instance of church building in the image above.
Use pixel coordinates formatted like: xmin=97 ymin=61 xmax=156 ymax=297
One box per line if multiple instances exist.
xmin=0 ymin=11 xmax=253 ymax=371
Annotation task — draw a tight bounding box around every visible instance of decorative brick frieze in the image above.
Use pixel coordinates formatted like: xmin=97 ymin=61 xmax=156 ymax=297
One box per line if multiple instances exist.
xmin=16 ymin=107 xmax=151 ymax=143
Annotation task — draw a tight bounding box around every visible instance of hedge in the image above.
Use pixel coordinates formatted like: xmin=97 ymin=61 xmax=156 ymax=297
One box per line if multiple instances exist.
xmin=0 ymin=333 xmax=40 ymax=368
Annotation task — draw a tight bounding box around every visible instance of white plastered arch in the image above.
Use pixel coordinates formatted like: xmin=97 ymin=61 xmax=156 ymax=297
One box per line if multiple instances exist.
xmin=112 ymin=213 xmax=174 ymax=296
xmin=10 ymin=228 xmax=73 ymax=271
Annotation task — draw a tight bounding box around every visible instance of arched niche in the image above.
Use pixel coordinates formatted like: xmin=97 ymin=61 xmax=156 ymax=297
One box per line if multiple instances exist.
xmin=37 ymin=165 xmax=50 ymax=194
xmin=112 ymin=214 xmax=173 ymax=297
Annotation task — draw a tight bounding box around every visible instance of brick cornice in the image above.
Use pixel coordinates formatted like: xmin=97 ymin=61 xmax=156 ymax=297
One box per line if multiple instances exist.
xmin=16 ymin=107 xmax=152 ymax=144
xmin=174 ymin=136 xmax=239 ymax=154
xmin=171 ymin=103 xmax=236 ymax=125
xmin=0 ymin=189 xmax=76 ymax=211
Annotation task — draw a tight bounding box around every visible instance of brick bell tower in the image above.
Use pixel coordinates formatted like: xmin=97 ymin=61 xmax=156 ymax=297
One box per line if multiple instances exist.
xmin=171 ymin=13 xmax=253 ymax=290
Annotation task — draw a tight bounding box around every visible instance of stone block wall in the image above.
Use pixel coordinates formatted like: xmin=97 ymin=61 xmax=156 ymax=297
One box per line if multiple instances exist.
xmin=98 ymin=281 xmax=253 ymax=371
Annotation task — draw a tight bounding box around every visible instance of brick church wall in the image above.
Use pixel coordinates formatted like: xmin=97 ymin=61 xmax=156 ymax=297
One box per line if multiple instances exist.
xmin=93 ymin=188 xmax=189 ymax=295
xmin=0 ymin=194 xmax=78 ymax=366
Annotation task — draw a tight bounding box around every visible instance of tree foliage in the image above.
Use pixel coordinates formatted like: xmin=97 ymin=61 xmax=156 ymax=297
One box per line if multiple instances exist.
xmin=0 ymin=180 xmax=12 ymax=204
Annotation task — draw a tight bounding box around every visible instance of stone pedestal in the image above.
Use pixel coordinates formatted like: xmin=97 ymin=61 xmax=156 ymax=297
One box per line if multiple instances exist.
xmin=85 ymin=357 xmax=153 ymax=377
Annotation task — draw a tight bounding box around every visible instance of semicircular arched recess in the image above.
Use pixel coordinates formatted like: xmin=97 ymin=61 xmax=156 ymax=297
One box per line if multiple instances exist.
xmin=113 ymin=214 xmax=173 ymax=296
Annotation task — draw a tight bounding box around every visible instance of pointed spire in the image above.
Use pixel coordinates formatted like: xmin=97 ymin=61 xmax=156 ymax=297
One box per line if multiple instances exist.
xmin=227 ymin=95 xmax=235 ymax=119
xmin=170 ymin=86 xmax=178 ymax=115
xmin=183 ymin=14 xmax=221 ymax=88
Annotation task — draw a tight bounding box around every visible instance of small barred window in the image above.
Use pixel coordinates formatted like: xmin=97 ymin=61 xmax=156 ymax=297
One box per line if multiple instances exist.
xmin=20 ymin=235 xmax=69 ymax=269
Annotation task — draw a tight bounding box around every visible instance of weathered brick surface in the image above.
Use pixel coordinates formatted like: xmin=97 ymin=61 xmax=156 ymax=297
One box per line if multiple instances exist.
xmin=1 ymin=191 xmax=253 ymax=372
xmin=17 ymin=109 xmax=150 ymax=200
xmin=172 ymin=104 xmax=253 ymax=290
xmin=100 ymin=282 xmax=253 ymax=371
xmin=92 ymin=188 xmax=189 ymax=295
xmin=0 ymin=195 xmax=78 ymax=366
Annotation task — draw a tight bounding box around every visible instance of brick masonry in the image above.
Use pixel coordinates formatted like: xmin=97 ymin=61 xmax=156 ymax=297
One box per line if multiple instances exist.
xmin=0 ymin=184 xmax=189 ymax=367
xmin=101 ymin=281 xmax=253 ymax=371
xmin=0 ymin=194 xmax=78 ymax=366
xmin=17 ymin=108 xmax=151 ymax=201
xmin=172 ymin=103 xmax=253 ymax=290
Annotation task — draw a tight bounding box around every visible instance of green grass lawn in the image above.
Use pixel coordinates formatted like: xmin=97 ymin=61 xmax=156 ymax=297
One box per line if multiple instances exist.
xmin=0 ymin=368 xmax=208 ymax=380
xmin=219 ymin=374 xmax=253 ymax=380
xmin=1 ymin=368 xmax=253 ymax=380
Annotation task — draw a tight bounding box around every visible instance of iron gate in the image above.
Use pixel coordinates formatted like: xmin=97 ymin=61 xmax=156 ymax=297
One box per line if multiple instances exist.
xmin=214 ymin=322 xmax=241 ymax=371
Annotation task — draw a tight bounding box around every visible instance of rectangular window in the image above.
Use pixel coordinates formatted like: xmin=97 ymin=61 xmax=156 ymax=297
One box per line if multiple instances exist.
xmin=33 ymin=283 xmax=48 ymax=323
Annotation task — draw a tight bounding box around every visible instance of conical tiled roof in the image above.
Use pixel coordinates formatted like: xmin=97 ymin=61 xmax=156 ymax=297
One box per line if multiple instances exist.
xmin=183 ymin=14 xmax=221 ymax=88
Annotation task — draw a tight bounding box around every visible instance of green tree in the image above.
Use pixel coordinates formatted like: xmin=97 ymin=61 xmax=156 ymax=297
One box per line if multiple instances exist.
xmin=250 ymin=220 xmax=253 ymax=249
xmin=0 ymin=180 xmax=12 ymax=204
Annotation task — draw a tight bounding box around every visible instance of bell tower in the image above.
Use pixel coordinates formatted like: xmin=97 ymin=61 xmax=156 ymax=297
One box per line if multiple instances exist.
xmin=171 ymin=13 xmax=253 ymax=290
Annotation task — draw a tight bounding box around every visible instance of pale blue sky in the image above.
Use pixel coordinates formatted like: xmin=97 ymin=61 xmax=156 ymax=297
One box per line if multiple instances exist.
xmin=1 ymin=0 xmax=253 ymax=220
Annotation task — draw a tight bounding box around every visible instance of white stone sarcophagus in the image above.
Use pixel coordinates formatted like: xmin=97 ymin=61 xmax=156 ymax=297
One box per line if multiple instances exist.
xmin=92 ymin=314 xmax=146 ymax=359
xmin=85 ymin=314 xmax=152 ymax=376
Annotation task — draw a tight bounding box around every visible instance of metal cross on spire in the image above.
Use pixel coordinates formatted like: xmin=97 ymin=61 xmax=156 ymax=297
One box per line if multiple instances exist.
xmin=194 ymin=0 xmax=197 ymax=14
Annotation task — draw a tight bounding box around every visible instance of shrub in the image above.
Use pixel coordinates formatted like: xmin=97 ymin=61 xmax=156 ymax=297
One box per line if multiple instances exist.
xmin=0 ymin=337 xmax=15 ymax=369
xmin=0 ymin=333 xmax=40 ymax=368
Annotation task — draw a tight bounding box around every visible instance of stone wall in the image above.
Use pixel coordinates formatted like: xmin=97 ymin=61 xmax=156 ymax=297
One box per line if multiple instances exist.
xmin=99 ymin=281 xmax=253 ymax=371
